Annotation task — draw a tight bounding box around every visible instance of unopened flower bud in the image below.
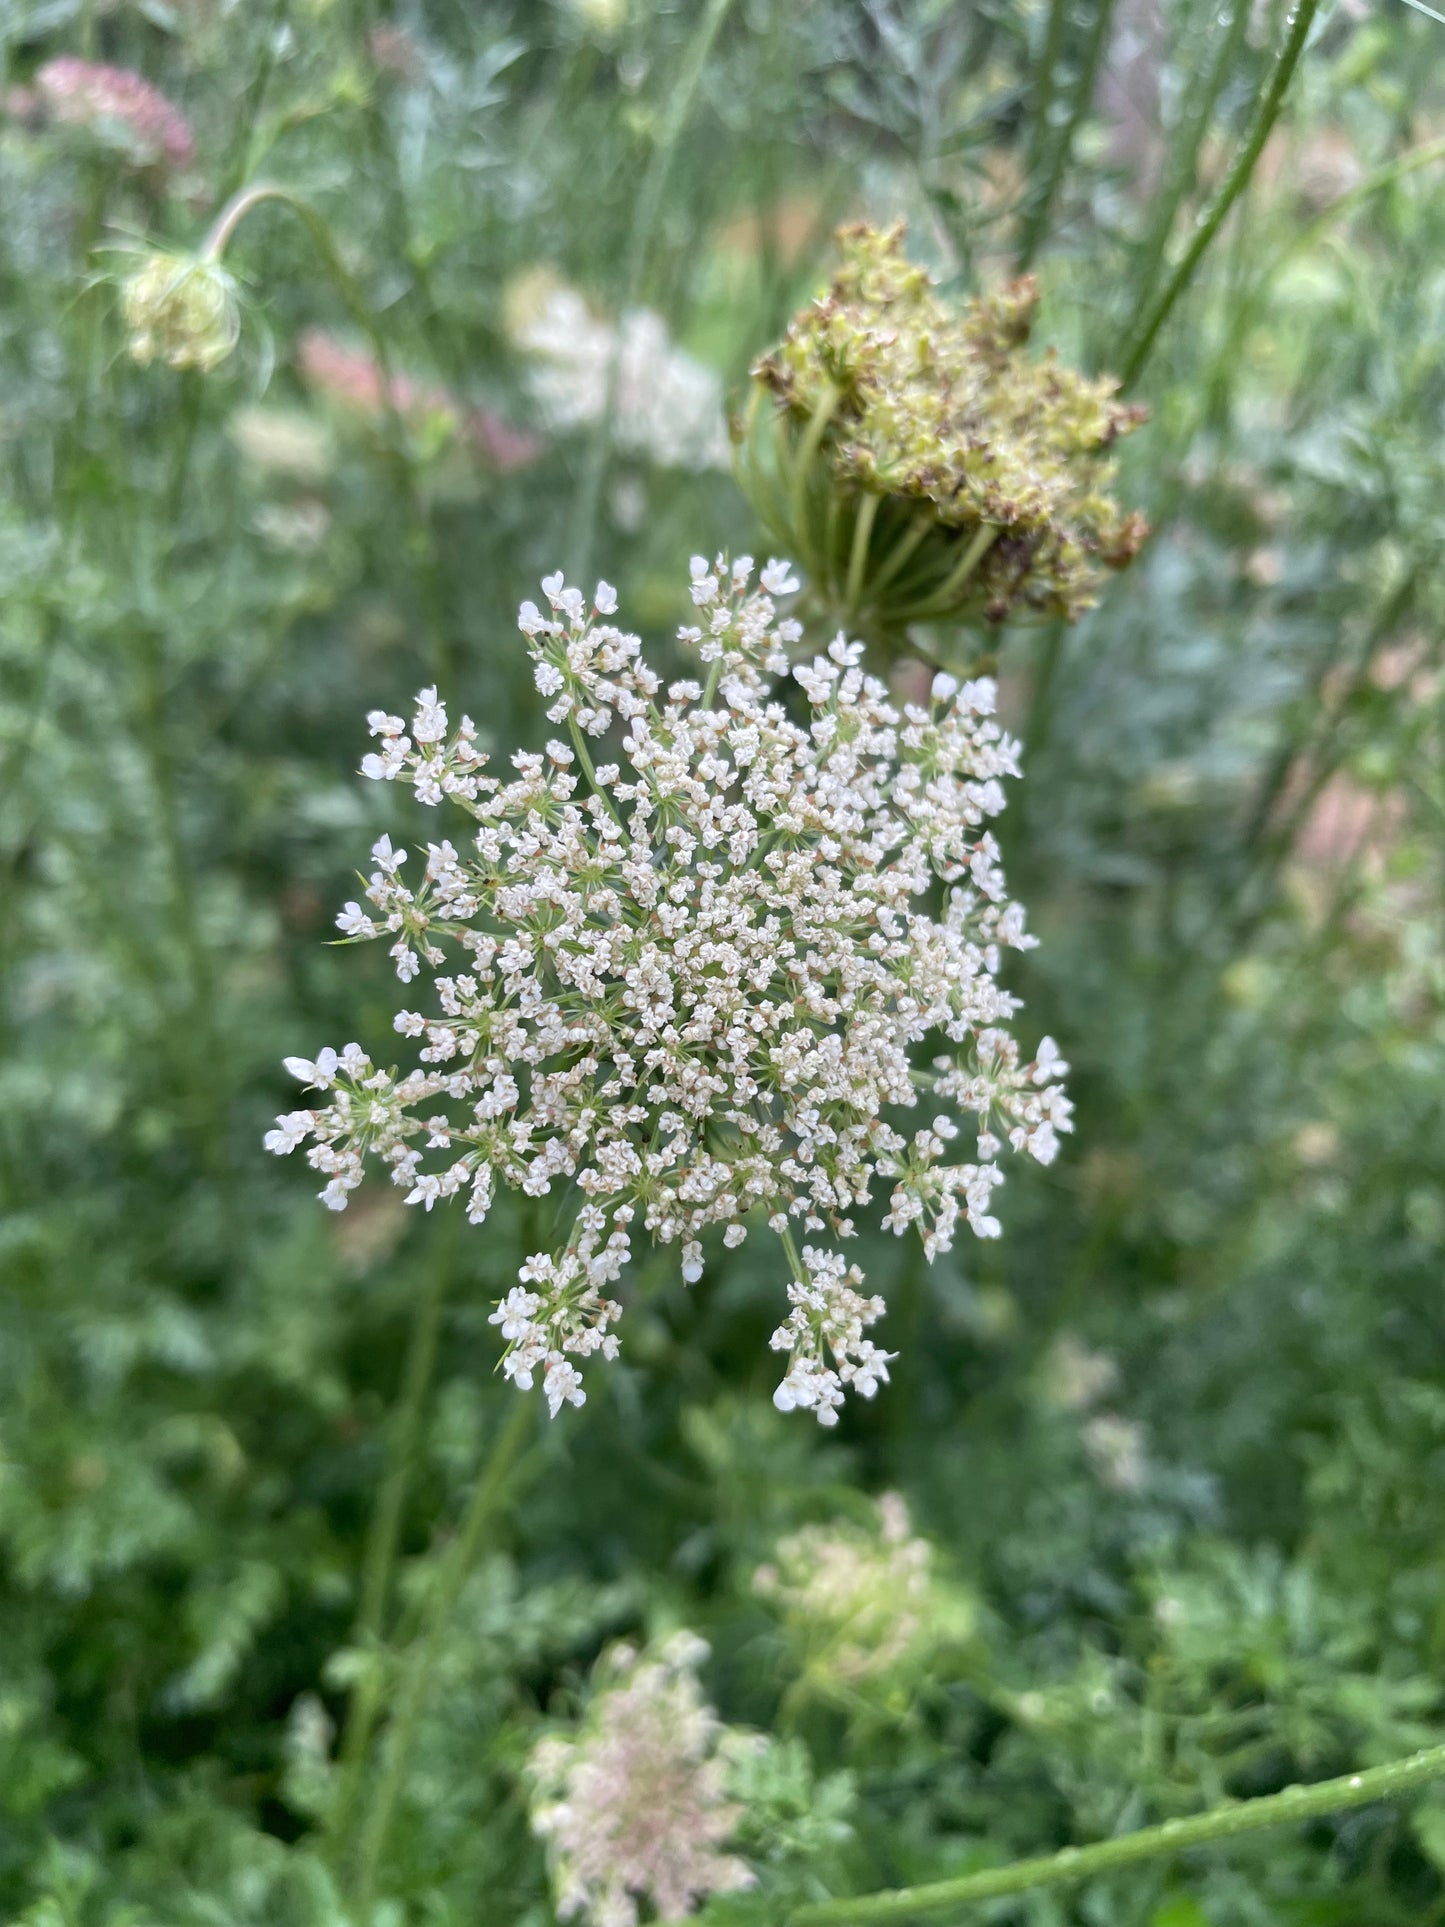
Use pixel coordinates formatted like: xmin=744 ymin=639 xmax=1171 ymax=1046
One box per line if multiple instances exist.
xmin=122 ymin=252 xmax=241 ymax=373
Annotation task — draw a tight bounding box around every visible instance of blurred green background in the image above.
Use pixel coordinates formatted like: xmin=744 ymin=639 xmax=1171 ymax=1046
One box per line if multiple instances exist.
xmin=4 ymin=1 xmax=1445 ymax=1921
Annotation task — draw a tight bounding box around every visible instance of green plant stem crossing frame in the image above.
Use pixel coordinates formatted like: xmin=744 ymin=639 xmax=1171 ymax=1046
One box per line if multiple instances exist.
xmin=1120 ymin=0 xmax=1322 ymax=382
xmin=787 ymin=1745 xmax=1445 ymax=1923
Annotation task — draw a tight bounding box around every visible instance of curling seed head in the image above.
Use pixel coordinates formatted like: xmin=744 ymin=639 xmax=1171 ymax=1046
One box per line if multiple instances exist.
xmin=743 ymin=222 xmax=1147 ymax=638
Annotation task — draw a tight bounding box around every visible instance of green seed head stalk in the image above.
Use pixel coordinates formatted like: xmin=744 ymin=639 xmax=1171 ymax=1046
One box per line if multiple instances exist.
xmin=737 ymin=223 xmax=1149 ymax=664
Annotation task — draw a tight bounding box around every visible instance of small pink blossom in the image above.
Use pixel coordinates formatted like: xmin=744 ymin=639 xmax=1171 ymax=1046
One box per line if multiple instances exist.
xmin=296 ymin=329 xmax=540 ymax=471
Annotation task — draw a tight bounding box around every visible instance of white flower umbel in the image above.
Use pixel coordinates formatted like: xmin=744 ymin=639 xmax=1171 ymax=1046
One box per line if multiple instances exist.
xmin=267 ymin=556 xmax=1071 ymax=1419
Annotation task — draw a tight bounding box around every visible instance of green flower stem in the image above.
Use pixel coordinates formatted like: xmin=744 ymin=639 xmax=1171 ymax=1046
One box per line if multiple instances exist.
xmin=133 ymin=383 xmax=232 ymax=1185
xmin=735 ymin=384 xmax=793 ymax=558
xmin=349 ymin=1395 xmax=535 ymax=1919
xmin=1128 ymin=0 xmax=1248 ymax=319
xmin=844 ymin=493 xmax=882 ymax=614
xmin=568 ymin=715 xmax=628 ymax=828
xmin=1227 ymin=566 xmax=1420 ymax=956
xmin=327 ymin=1251 xmax=453 ymax=1854
xmin=821 ymin=471 xmax=845 ymax=604
xmin=1020 ymin=0 xmax=1070 ymax=229
xmin=1210 ymin=128 xmax=1445 ymax=373
xmin=788 ymin=1744 xmax=1445 ymax=1925
xmin=199 ymin=182 xmax=453 ymax=682
xmin=788 ymin=383 xmax=841 ymax=567
xmin=865 ymin=512 xmax=933 ymax=604
xmin=889 ymin=523 xmax=999 ymax=623
xmin=1120 ymin=0 xmax=1322 ymax=384
xmin=213 ymin=0 xmax=288 ymax=203
xmin=777 ymin=1221 xmax=806 ymax=1283
xmin=567 ymin=0 xmax=737 ymax=582
xmin=1275 ymin=129 xmax=1445 ymax=271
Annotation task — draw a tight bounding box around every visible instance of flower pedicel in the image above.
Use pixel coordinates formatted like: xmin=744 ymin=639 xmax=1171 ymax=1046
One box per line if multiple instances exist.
xmin=267 ymin=557 xmax=1070 ymax=1420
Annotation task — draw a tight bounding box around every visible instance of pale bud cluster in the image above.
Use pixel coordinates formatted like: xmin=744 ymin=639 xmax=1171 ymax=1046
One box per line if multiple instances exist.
xmin=266 ymin=554 xmax=1071 ymax=1420
xmin=528 ymin=1633 xmax=755 ymax=1927
xmin=754 ymin=1493 xmax=948 ymax=1685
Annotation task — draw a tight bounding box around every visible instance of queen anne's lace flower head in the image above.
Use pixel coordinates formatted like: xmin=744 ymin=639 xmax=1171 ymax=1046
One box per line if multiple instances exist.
xmin=528 ymin=1633 xmax=754 ymax=1926
xmin=267 ymin=555 xmax=1071 ymax=1420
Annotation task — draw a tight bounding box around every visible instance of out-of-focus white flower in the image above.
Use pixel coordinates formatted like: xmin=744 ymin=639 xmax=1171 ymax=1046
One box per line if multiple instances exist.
xmin=512 ymin=280 xmax=731 ymax=472
xmin=1042 ymin=1333 xmax=1119 ymax=1414
xmin=251 ymin=500 xmax=331 ymax=554
xmin=229 ymin=406 xmax=334 ymax=482
xmin=268 ymin=557 xmax=1071 ymax=1419
xmin=528 ymin=1633 xmax=755 ymax=1926
xmin=1083 ymin=1412 xmax=1148 ymax=1493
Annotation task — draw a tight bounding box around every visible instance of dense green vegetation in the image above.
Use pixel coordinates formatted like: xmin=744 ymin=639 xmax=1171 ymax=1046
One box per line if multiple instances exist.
xmin=4 ymin=2 xmax=1445 ymax=1922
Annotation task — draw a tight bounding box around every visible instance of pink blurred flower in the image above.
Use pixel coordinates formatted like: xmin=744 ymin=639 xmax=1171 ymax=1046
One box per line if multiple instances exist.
xmin=296 ymin=328 xmax=540 ymax=471
xmin=1295 ymin=775 xmax=1405 ymax=873
xmin=34 ymin=57 xmax=194 ymax=171
xmin=528 ymin=1634 xmax=754 ymax=1926
xmin=367 ymin=24 xmax=425 ymax=81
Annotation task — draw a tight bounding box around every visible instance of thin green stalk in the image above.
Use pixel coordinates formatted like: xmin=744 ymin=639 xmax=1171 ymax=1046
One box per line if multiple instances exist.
xmin=327 ymin=1253 xmax=453 ymax=1852
xmin=1020 ymin=0 xmax=1070 ymax=226
xmin=213 ymin=0 xmax=288 ymax=202
xmin=866 ymin=511 xmax=933 ymax=602
xmin=1129 ymin=0 xmax=1248 ymax=318
xmin=1018 ymin=0 xmax=1117 ymax=268
xmin=349 ymin=1396 xmax=535 ymax=1918
xmin=788 ymin=1744 xmax=1445 ymax=1925
xmin=844 ymin=493 xmax=882 ymax=613
xmin=1120 ymin=0 xmax=1322 ymax=385
xmin=889 ymin=523 xmax=999 ymax=622
xmin=788 ymin=384 xmax=841 ymax=567
xmin=733 ymin=387 xmax=791 ymax=552
xmin=1143 ymin=130 xmax=1445 ymax=530
xmin=1263 ymin=128 xmax=1445 ymax=287
xmin=568 ymin=0 xmax=737 ymax=581
xmin=821 ymin=470 xmax=845 ymax=604
xmin=1215 ymin=569 xmax=1423 ymax=966
xmin=568 ymin=716 xmax=627 ymax=827
xmin=1023 ymin=618 xmax=1068 ymax=752
xmin=134 ymin=383 xmax=229 ymax=1176
xmin=777 ymin=1221 xmax=806 ymax=1283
